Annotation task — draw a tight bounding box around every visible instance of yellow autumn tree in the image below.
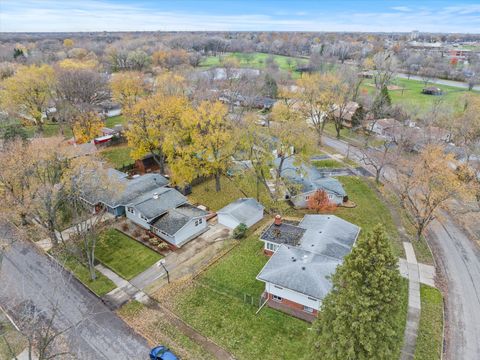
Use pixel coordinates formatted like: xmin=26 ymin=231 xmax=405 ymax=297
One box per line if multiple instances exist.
xmin=0 ymin=64 xmax=56 ymax=130
xmin=166 ymin=101 xmax=234 ymax=192
xmin=73 ymin=111 xmax=104 ymax=144
xmin=125 ymin=94 xmax=190 ymax=174
xmin=110 ymin=71 xmax=146 ymax=110
xmin=154 ymin=71 xmax=186 ymax=97
xmin=58 ymin=58 xmax=98 ymax=70
xmin=63 ymin=38 xmax=74 ymax=48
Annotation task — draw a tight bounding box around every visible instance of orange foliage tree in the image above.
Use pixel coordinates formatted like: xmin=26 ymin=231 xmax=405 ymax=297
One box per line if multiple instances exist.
xmin=307 ymin=190 xmax=337 ymax=213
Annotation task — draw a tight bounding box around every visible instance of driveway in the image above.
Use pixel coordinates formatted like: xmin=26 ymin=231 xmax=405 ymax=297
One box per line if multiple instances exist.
xmin=0 ymin=222 xmax=150 ymax=360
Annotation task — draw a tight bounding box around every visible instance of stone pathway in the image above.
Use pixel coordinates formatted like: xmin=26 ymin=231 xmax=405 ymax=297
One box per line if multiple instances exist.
xmin=400 ymin=242 xmax=422 ymax=360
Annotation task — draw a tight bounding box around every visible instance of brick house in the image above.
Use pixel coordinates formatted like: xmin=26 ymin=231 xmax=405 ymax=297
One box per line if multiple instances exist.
xmin=256 ymin=215 xmax=360 ymax=321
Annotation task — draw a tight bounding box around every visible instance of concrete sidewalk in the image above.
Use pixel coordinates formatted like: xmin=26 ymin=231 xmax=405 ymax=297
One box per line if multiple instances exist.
xmin=400 ymin=242 xmax=423 ymax=360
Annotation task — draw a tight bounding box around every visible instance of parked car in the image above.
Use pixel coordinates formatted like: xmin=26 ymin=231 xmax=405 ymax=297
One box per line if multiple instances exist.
xmin=149 ymin=346 xmax=178 ymax=360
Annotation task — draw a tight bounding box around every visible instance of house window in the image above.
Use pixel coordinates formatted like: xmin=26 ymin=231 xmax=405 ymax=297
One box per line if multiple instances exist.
xmin=127 ymin=207 xmax=134 ymax=214
xmin=305 ymin=195 xmax=310 ymax=200
xmin=140 ymin=214 xmax=148 ymax=221
xmin=199 ymin=218 xmax=203 ymax=224
xmin=195 ymin=220 xmax=199 ymax=226
xmin=303 ymin=305 xmax=314 ymax=313
xmin=328 ymin=194 xmax=333 ymax=200
xmin=266 ymin=242 xmax=278 ymax=252
xmin=272 ymin=295 xmax=283 ymax=302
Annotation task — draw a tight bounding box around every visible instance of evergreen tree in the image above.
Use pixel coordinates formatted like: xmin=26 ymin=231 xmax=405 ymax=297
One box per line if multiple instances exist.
xmin=372 ymin=85 xmax=391 ymax=118
xmin=263 ymin=73 xmax=278 ymax=98
xmin=310 ymin=224 xmax=402 ymax=360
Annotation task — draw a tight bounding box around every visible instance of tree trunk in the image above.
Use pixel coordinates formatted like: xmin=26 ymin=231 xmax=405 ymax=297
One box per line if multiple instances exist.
xmin=375 ymin=170 xmax=381 ymax=184
xmin=335 ymin=123 xmax=341 ymax=139
xmin=215 ymin=171 xmax=221 ymax=192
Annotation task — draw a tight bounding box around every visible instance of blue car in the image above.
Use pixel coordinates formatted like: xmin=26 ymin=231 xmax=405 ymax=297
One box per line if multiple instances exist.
xmin=149 ymin=346 xmax=178 ymax=360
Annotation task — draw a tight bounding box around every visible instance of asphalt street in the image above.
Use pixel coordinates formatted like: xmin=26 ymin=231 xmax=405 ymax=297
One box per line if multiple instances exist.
xmin=0 ymin=223 xmax=150 ymax=360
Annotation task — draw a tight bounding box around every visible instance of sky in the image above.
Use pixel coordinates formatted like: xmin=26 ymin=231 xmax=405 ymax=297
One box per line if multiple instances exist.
xmin=1 ymin=0 xmax=479 ymax=33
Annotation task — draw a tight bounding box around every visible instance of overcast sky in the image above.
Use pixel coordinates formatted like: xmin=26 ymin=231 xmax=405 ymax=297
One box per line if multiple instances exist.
xmin=1 ymin=0 xmax=479 ymax=33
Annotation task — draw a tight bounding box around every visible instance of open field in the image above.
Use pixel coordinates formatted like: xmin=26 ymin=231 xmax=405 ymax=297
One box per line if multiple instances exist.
xmin=96 ymin=229 xmax=163 ymax=280
xmin=362 ymin=77 xmax=480 ymax=114
xmin=200 ymin=51 xmax=308 ymax=78
xmin=414 ymin=285 xmax=444 ymax=360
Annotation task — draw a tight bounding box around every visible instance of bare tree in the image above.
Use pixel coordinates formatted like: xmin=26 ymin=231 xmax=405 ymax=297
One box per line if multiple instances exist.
xmin=372 ymin=51 xmax=398 ymax=90
xmin=360 ymin=141 xmax=396 ymax=184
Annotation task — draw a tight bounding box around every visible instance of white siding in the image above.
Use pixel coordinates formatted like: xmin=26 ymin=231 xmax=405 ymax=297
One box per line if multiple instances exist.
xmin=265 ymin=282 xmax=321 ymax=310
xmin=125 ymin=206 xmax=151 ymax=230
xmin=292 ymin=190 xmax=343 ymax=208
xmin=173 ymin=216 xmax=208 ymax=247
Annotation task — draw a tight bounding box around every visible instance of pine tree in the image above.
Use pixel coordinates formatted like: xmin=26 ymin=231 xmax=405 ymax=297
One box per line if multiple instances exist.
xmin=310 ymin=224 xmax=402 ymax=360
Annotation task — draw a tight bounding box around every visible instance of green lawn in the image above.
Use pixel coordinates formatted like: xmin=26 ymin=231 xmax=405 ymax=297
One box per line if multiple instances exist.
xmin=96 ymin=229 xmax=163 ymax=280
xmin=100 ymin=145 xmax=135 ymax=169
xmin=414 ymin=285 xmax=444 ymax=360
xmin=0 ymin=316 xmax=27 ymax=360
xmin=200 ymin=52 xmax=308 ymax=78
xmin=362 ymin=77 xmax=480 ymax=115
xmin=197 ymin=222 xmax=269 ymax=299
xmin=169 ymin=220 xmax=312 ymax=360
xmin=105 ymin=115 xmax=127 ymax=128
xmin=336 ymin=176 xmax=404 ymax=258
xmin=57 ymin=253 xmax=116 ymax=296
xmin=22 ymin=122 xmax=73 ymax=139
xmin=311 ymin=158 xmax=345 ymax=169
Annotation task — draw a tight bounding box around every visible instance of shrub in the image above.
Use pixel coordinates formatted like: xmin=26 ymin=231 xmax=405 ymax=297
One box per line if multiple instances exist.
xmin=149 ymin=238 xmax=159 ymax=246
xmin=233 ymin=223 xmax=248 ymax=239
xmin=157 ymin=242 xmax=169 ymax=250
xmin=132 ymin=229 xmax=142 ymax=237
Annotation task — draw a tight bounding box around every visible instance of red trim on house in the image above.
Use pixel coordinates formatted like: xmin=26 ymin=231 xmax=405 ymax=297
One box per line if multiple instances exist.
xmin=264 ymin=292 xmax=317 ymax=322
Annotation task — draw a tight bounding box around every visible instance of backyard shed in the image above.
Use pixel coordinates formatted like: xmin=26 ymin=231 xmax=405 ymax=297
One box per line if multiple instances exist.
xmin=217 ymin=198 xmax=264 ymax=229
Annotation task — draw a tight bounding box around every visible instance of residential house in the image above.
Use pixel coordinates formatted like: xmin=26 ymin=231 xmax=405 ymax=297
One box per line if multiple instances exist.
xmin=217 ymin=198 xmax=264 ymax=229
xmin=82 ymin=169 xmax=169 ymax=216
xmin=334 ymin=101 xmax=363 ymax=128
xmin=126 ymin=187 xmax=208 ymax=247
xmin=366 ymin=118 xmax=403 ymax=141
xmin=275 ymin=157 xmax=348 ymax=208
xmin=257 ymin=214 xmax=360 ymax=321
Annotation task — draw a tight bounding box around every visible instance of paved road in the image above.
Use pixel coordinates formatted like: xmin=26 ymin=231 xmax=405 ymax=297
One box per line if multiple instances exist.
xmin=397 ymin=73 xmax=480 ymax=91
xmin=323 ymin=134 xmax=480 ymax=360
xmin=0 ymin=223 xmax=150 ymax=360
xmin=427 ymin=214 xmax=480 ymax=360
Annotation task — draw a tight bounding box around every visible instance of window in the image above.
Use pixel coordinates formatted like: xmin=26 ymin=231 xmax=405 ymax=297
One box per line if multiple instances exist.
xmin=266 ymin=242 xmax=278 ymax=252
xmin=272 ymin=295 xmax=283 ymax=302
xmin=127 ymin=207 xmax=134 ymax=214
xmin=305 ymin=195 xmax=310 ymax=200
xmin=195 ymin=220 xmax=199 ymax=226
xmin=140 ymin=214 xmax=148 ymax=221
xmin=303 ymin=305 xmax=314 ymax=313
xmin=328 ymin=194 xmax=333 ymax=200
xmin=198 ymin=218 xmax=203 ymax=224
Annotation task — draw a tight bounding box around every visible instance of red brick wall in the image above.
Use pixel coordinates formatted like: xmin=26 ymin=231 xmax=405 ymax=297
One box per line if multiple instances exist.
xmin=265 ymin=292 xmax=317 ymax=322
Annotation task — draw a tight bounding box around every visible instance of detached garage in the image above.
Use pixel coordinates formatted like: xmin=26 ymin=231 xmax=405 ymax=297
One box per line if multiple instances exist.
xmin=217 ymin=198 xmax=264 ymax=229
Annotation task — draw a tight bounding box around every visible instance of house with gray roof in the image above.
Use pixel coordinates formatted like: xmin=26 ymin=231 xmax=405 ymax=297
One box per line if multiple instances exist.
xmin=275 ymin=157 xmax=347 ymax=208
xmin=126 ymin=187 xmax=208 ymax=247
xmin=256 ymin=215 xmax=360 ymax=321
xmin=217 ymin=198 xmax=264 ymax=229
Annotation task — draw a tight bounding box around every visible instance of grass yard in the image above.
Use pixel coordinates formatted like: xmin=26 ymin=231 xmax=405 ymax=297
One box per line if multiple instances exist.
xmin=105 ymin=115 xmax=127 ymax=128
xmin=311 ymin=158 xmax=345 ymax=169
xmin=100 ymin=145 xmax=135 ymax=169
xmin=96 ymin=228 xmax=163 ymax=280
xmin=22 ymin=122 xmax=73 ymax=139
xmin=361 ymin=77 xmax=480 ymax=115
xmin=0 ymin=315 xmax=27 ymax=360
xmin=168 ymin=224 xmax=311 ymax=360
xmin=414 ymin=285 xmax=444 ymax=360
xmin=336 ymin=176 xmax=404 ymax=258
xmin=200 ymin=52 xmax=308 ymax=78
xmin=55 ymin=253 xmax=116 ymax=296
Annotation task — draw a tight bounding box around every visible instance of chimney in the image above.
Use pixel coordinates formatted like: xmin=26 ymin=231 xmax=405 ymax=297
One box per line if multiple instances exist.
xmin=274 ymin=214 xmax=282 ymax=226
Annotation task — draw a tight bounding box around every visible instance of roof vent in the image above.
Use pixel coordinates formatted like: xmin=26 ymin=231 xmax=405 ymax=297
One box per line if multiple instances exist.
xmin=153 ymin=192 xmax=159 ymax=200
xmin=301 ymin=266 xmax=306 ymax=270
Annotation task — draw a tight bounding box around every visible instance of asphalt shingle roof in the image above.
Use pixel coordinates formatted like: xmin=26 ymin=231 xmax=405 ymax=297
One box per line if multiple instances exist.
xmin=275 ymin=157 xmax=346 ymax=196
xmin=132 ymin=187 xmax=187 ymax=220
xmin=257 ymin=245 xmax=341 ymax=299
xmin=151 ymin=204 xmax=208 ymax=235
xmin=217 ymin=198 xmax=264 ymax=224
xmin=260 ymin=222 xmax=306 ymax=246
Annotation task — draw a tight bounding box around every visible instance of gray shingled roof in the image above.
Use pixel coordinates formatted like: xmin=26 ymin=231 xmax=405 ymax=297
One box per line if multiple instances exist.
xmin=151 ymin=204 xmax=208 ymax=235
xmin=260 ymin=223 xmax=306 ymax=246
xmin=256 ymin=245 xmax=341 ymax=299
xmin=298 ymin=215 xmax=360 ymax=259
xmin=217 ymin=198 xmax=264 ymax=224
xmin=132 ymin=187 xmax=187 ymax=220
xmin=83 ymin=169 xmax=170 ymax=208
xmin=275 ymin=157 xmax=346 ymax=196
